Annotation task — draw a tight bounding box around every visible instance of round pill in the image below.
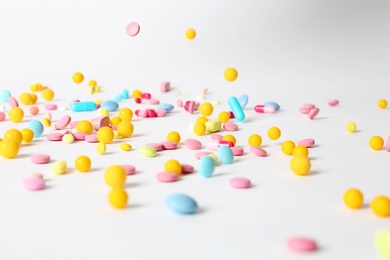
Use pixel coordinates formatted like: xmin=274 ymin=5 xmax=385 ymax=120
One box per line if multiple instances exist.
xmin=369 ymin=136 xmax=384 ymax=150
xmin=248 ymin=134 xmax=262 ymax=147
xmin=156 ymin=172 xmax=179 ymax=182
xmin=230 ymin=177 xmax=251 ymax=189
xmin=199 ymin=102 xmax=213 ymax=117
xmin=8 ymin=96 xmax=19 ymax=108
xmin=167 ymin=131 xmax=181 ymax=144
xmin=85 ymin=134 xmax=99 ymax=143
xmin=181 ymin=164 xmax=194 ymax=174
xmin=378 ymin=99 xmax=388 ymax=109
xmin=0 ymin=89 xmax=11 ymax=102
xmin=185 ymin=28 xmax=196 ymax=40
xmin=164 ymin=159 xmax=182 ymax=175
xmin=224 ymin=67 xmax=238 ymax=82
xmin=126 ymin=22 xmax=140 ymax=37
xmin=104 ymin=165 xmax=127 ymax=189
xmin=30 ymin=154 xmax=50 ymax=164
xmin=117 ymin=121 xmax=134 ymax=138
xmin=42 ymin=118 xmax=51 ymax=127
xmin=195 ymin=151 xmax=213 ymax=160
xmin=343 ymin=188 xmax=364 ymax=209
xmin=55 ymin=115 xmax=71 ymax=130
xmin=73 ymin=132 xmax=88 ymax=141
xmin=52 ymin=160 xmax=67 ymax=175
xmin=165 ymin=194 xmax=198 ymax=214
xmin=97 ymin=127 xmax=114 ymax=144
xmin=8 ymin=107 xmax=24 ymax=123
xmin=108 ymin=188 xmax=128 ymax=209
xmin=0 ymin=111 xmax=5 ymax=121
xmin=217 ymin=146 xmax=234 ymax=164
xmin=121 ymin=165 xmax=136 ymax=175
xmin=75 ymin=155 xmax=91 ymax=172
xmin=4 ymin=128 xmax=23 ymax=145
xmin=290 ymin=156 xmax=311 ymax=176
xmin=287 ymin=237 xmax=318 ymax=252
xmin=0 ymin=139 xmax=20 ymax=158
xmin=23 ymin=178 xmax=45 ymax=191
xmin=205 ymin=119 xmax=221 ymax=133
xmin=218 ymin=111 xmax=230 ymax=123
xmin=101 ymin=100 xmax=119 ymax=112
xmin=281 ymin=140 xmax=296 ymax=155
xmin=231 ymin=146 xmax=244 ymax=156
xmin=76 ymin=120 xmax=93 ymax=134
xmin=268 ymin=126 xmax=281 ymax=140
xmin=328 ymin=99 xmax=339 ymax=106
xmin=374 ymin=229 xmax=390 ymax=259
xmin=21 ymin=128 xmax=34 ymax=143
xmin=119 ymin=108 xmax=133 ymax=121
xmin=308 ymin=107 xmax=320 ymax=119
xmin=298 ymin=138 xmax=315 ymax=148
xmin=346 ymin=122 xmax=356 ymax=133
xmin=184 ymin=139 xmax=202 ymax=150
xmin=222 ymin=134 xmax=236 ymax=145
xmin=293 ymin=145 xmax=309 ymax=157
xmin=47 ymin=132 xmax=64 ymax=141
xmin=371 ymin=196 xmax=390 ymax=217
xmin=198 ymin=156 xmax=215 ymax=178
xmin=44 ymin=104 xmax=57 ymax=110
xmin=96 ymin=142 xmax=106 ymax=155
xmin=72 ymin=72 xmax=84 ymax=84
xmin=62 ymin=133 xmax=75 ymax=144
xmin=19 ymin=92 xmax=32 ymax=105
xmin=42 ymin=88 xmax=54 ymax=101
xmin=223 ymin=122 xmax=238 ymax=131
xmin=193 ymin=122 xmax=206 ymax=136
xmin=140 ymin=145 xmax=157 ymax=157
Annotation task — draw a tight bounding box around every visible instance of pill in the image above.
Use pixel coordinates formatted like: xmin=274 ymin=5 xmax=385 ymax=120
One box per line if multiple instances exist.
xmin=328 ymin=99 xmax=339 ymax=106
xmin=85 ymin=134 xmax=98 ymax=143
xmin=184 ymin=100 xmax=195 ymax=114
xmin=55 ymin=115 xmax=71 ymax=130
xmin=181 ymin=164 xmax=194 ymax=174
xmin=250 ymin=146 xmax=267 ymax=157
xmin=120 ymin=143 xmax=132 ymax=151
xmin=224 ymin=67 xmax=238 ymax=82
xmin=8 ymin=96 xmax=19 ymax=108
xmin=207 ymin=140 xmax=234 ymax=151
xmin=205 ymin=119 xmax=221 ymax=133
xmin=230 ymin=177 xmax=251 ymax=189
xmin=195 ymin=151 xmax=213 ymax=160
xmin=121 ymin=165 xmax=136 ymax=175
xmin=264 ymin=101 xmax=280 ymax=111
xmin=287 ymin=237 xmax=318 ymax=252
xmin=30 ymin=154 xmax=50 ymax=164
xmin=104 ymin=165 xmax=127 ymax=189
xmin=374 ymin=229 xmax=390 ymax=258
xmin=378 ymin=99 xmax=388 ymax=109
xmin=108 ymin=188 xmax=128 ymax=209
xmin=73 ymin=132 xmax=88 ymax=141
xmin=223 ymin=122 xmax=238 ymax=131
xmin=0 ymin=89 xmax=11 ymax=102
xmin=44 ymin=104 xmax=57 ymax=110
xmin=281 ymin=140 xmax=296 ymax=155
xmin=160 ymin=81 xmax=170 ymax=92
xmin=148 ymin=98 xmax=160 ymax=105
xmin=27 ymin=120 xmax=44 ymax=138
xmin=156 ymin=172 xmax=179 ymax=182
xmin=369 ymin=136 xmax=384 ymax=150
xmin=62 ymin=133 xmax=75 ymax=144
xmin=145 ymin=143 xmax=163 ymax=151
xmin=299 ymin=107 xmax=311 ymax=114
xmin=217 ymin=146 xmax=234 ymax=164
xmin=237 ymin=95 xmax=249 ymax=109
xmin=176 ymin=100 xmax=183 ymax=107
xmin=370 ymin=196 xmax=390 ymax=217
xmin=298 ymin=138 xmax=315 ymax=148
xmin=0 ymin=111 xmax=5 ymax=121
xmin=23 ymin=178 xmax=45 ymax=191
xmin=157 ymin=103 xmax=174 ymax=113
xmin=140 ymin=145 xmax=157 ymax=157
xmin=8 ymin=107 xmax=24 ymax=122
xmin=198 ymin=156 xmax=216 ymax=178
xmin=303 ymin=104 xmax=315 ymax=109
xmin=185 ymin=28 xmax=196 ymax=40
xmin=165 ymin=194 xmax=198 ymax=214
xmin=231 ymin=146 xmax=244 ymax=156
xmin=164 ymin=159 xmax=182 ymax=175
xmin=308 ymin=108 xmax=320 ymax=119
xmin=210 ymin=134 xmax=223 ymax=141
xmin=228 ymin=96 xmax=245 ymax=121
xmin=184 ymin=139 xmax=202 ymax=150
xmin=290 ymin=156 xmax=311 ymax=176
xmin=70 ymin=101 xmax=96 ymax=112
xmin=29 ymin=173 xmax=43 ymax=179
xmin=254 ymin=105 xmax=276 ymax=114
xmin=161 ymin=141 xmax=178 ymax=150
xmin=343 ymin=188 xmax=364 ymax=209
xmin=47 ymin=133 xmax=64 ymax=141
xmin=126 ymin=22 xmax=140 ymax=37
xmin=386 ymin=136 xmax=390 ymax=152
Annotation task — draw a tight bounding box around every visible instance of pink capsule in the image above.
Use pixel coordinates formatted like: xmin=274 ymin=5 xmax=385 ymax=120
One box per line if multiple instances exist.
xmin=207 ymin=140 xmax=234 ymax=151
xmin=142 ymin=93 xmax=151 ymax=99
xmin=254 ymin=105 xmax=276 ymax=114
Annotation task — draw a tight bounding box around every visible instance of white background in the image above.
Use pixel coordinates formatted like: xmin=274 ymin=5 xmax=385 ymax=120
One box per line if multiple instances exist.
xmin=0 ymin=0 xmax=390 ymax=259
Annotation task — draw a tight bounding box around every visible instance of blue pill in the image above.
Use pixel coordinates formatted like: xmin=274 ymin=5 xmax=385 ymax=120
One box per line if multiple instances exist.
xmin=101 ymin=100 xmax=119 ymax=112
xmin=217 ymin=146 xmax=234 ymax=164
xmin=27 ymin=120 xmax=44 ymax=138
xmin=228 ymin=96 xmax=245 ymax=121
xmin=165 ymin=194 xmax=198 ymax=214
xmin=0 ymin=90 xmax=11 ymax=103
xmin=121 ymin=89 xmax=129 ymax=99
xmin=157 ymin=103 xmax=174 ymax=113
xmin=112 ymin=94 xmax=123 ymax=103
xmin=264 ymin=101 xmax=280 ymax=111
xmin=71 ymin=101 xmax=97 ymax=112
xmin=198 ymin=156 xmax=216 ymax=178
xmin=237 ymin=94 xmax=249 ymax=109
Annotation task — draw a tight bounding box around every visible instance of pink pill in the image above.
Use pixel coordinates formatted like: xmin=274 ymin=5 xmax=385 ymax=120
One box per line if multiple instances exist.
xmin=231 ymin=146 xmax=244 ymax=156
xmin=148 ymin=98 xmax=160 ymax=105
xmin=386 ymin=136 xmax=390 ymax=152
xmin=44 ymin=104 xmax=58 ymax=110
xmin=160 ymin=81 xmax=170 ymax=92
xmin=146 ymin=143 xmax=163 ymax=151
xmin=287 ymin=237 xmax=318 ymax=252
xmin=29 ymin=106 xmax=39 ymax=116
xmin=195 ymin=151 xmax=213 ymax=160
xmin=0 ymin=111 xmax=5 ymax=121
xmin=8 ymin=96 xmax=19 ymax=108
xmin=47 ymin=132 xmax=64 ymax=141
xmin=207 ymin=140 xmax=234 ymax=151
xmin=250 ymin=146 xmax=267 ymax=157
xmin=161 ymin=141 xmax=178 ymax=150
xmin=45 ymin=112 xmax=52 ymax=121
xmin=176 ymin=100 xmax=183 ymax=107
xmin=126 ymin=22 xmax=140 ymax=37
xmin=184 ymin=101 xmax=195 ymax=114
xmin=29 ymin=173 xmax=44 ymax=179
xmin=69 ymin=121 xmax=79 ymax=128
xmin=181 ymin=164 xmax=194 ymax=174
xmin=223 ymin=122 xmax=239 ymax=131
xmin=156 ymin=110 xmax=167 ymax=117
xmin=111 ymin=125 xmax=118 ymax=131
xmin=228 ymin=111 xmax=235 ymax=119
xmin=156 ymin=172 xmax=178 ymax=182
xmin=230 ymin=177 xmax=251 ymax=189
xmin=303 ymin=104 xmax=315 ymax=109
xmin=85 ymin=134 xmax=98 ymax=143
xmin=23 ymin=178 xmax=45 ymax=191
xmin=299 ymin=107 xmax=311 ymax=114
xmin=254 ymin=105 xmax=276 ymax=114
xmin=308 ymin=107 xmax=320 ymax=120
xmin=138 ymin=110 xmax=148 ymax=118
xmin=328 ymin=99 xmax=339 ymax=106
xmin=147 ymin=109 xmax=157 ymax=118
xmin=184 ymin=139 xmax=202 ymax=150
xmin=210 ymin=134 xmax=223 ymax=141
xmin=55 ymin=115 xmax=71 ymax=130
xmin=92 ymin=116 xmax=110 ymax=130
xmin=73 ymin=132 xmax=88 ymax=141
xmin=298 ymin=138 xmax=315 ymax=148
xmin=122 ymin=165 xmax=136 ymax=175
xmin=142 ymin=93 xmax=151 ymax=99
xmin=30 ymin=154 xmax=51 ymax=164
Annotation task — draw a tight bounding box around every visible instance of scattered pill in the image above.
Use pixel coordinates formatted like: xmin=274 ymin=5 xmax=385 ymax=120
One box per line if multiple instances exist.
xmin=371 ymin=196 xmax=390 ymax=217
xmin=250 ymin=146 xmax=267 ymax=157
xmin=223 ymin=122 xmax=238 ymax=131
xmin=62 ymin=133 xmax=75 ymax=144
xmin=104 ymin=165 xmax=127 ymax=189
xmin=165 ymin=194 xmax=198 ymax=214
xmin=346 ymin=122 xmax=356 ymax=133
xmin=378 ymin=99 xmax=388 ymax=109
xmin=230 ymin=177 xmax=251 ymax=189
xmin=198 ymin=156 xmax=215 ymax=178
xmin=184 ymin=139 xmax=202 ymax=150
xmin=308 ymin=107 xmax=320 ymax=119
xmin=298 ymin=138 xmax=315 ymax=148
xmin=157 ymin=172 xmax=179 ymax=182
xmin=254 ymin=105 xmax=275 ymax=114
xmin=140 ymin=145 xmax=157 ymax=157
xmin=23 ymin=178 xmax=45 ymax=191
xmin=267 ymin=126 xmax=281 ymax=140
xmin=290 ymin=156 xmax=311 ymax=176
xmin=27 ymin=120 xmax=44 ymax=138
xmin=121 ymin=165 xmax=136 ymax=175
xmin=228 ymin=96 xmax=245 ymax=121
xmin=30 ymin=154 xmax=50 ymax=164
xmin=161 ymin=141 xmax=178 ymax=150
xmin=185 ymin=28 xmax=196 ymax=40
xmin=52 ymin=160 xmax=67 ymax=175
xmin=287 ymin=237 xmax=318 ymax=253
xmin=181 ymin=164 xmax=194 ymax=174
xmin=343 ymin=188 xmax=364 ymax=209
xmin=224 ymin=67 xmax=238 ymax=82
xmin=328 ymin=99 xmax=339 ymax=106
xmin=374 ymin=229 xmax=390 ymax=259
xmin=369 ymin=136 xmax=384 ymax=150
xmin=108 ymin=188 xmax=128 ymax=209
xmin=217 ymin=146 xmax=234 ymax=164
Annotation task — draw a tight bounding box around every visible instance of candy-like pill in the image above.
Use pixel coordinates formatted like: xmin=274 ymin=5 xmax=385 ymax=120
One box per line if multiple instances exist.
xmin=23 ymin=178 xmax=45 ymax=191
xmin=264 ymin=101 xmax=280 ymax=111
xmin=308 ymin=107 xmax=320 ymax=119
xmin=120 ymin=143 xmax=132 ymax=151
xmin=21 ymin=128 xmax=34 ymax=143
xmin=157 ymin=103 xmax=174 ymax=113
xmin=205 ymin=119 xmax=221 ymax=133
xmin=118 ymin=108 xmax=133 ymax=121
xmin=42 ymin=118 xmax=51 ymax=127
xmin=121 ymin=165 xmax=136 ymax=175
xmin=222 ymin=134 xmax=236 ymax=145
xmin=287 ymin=237 xmax=318 ymax=252
xmin=92 ymin=116 xmax=110 ymax=130
xmin=230 ymin=177 xmax=251 ymax=189
xmin=165 ymin=194 xmax=198 ymax=214
xmin=140 ymin=145 xmax=157 ymax=157
xmin=328 ymin=99 xmax=339 ymax=106
xmin=223 ymin=122 xmax=238 ymax=131
xmin=108 ymin=188 xmax=128 ymax=209
xmin=55 ymin=115 xmax=71 ymax=130
xmin=42 ymin=88 xmax=54 ymax=101
xmin=290 ymin=156 xmax=311 ymax=176
xmin=4 ymin=128 xmax=23 ymax=145
xmin=369 ymin=136 xmax=384 ymax=150
xmin=160 ymin=81 xmax=170 ymax=92
xmin=73 ymin=132 xmax=88 ymax=141
xmin=199 ymin=102 xmax=213 ymax=117
xmin=299 ymin=107 xmax=311 ymax=114
xmin=293 ymin=145 xmax=309 ymax=157
xmin=161 ymin=141 xmax=178 ymax=150
xmin=149 ymin=98 xmax=160 ymax=105
xmin=378 ymin=99 xmax=388 ymax=109
xmin=224 ymin=67 xmax=238 ymax=82
xmin=8 ymin=96 xmax=19 ymax=108
xmin=27 ymin=120 xmax=44 ymax=138
xmin=85 ymin=134 xmax=99 ymax=143
xmin=8 ymin=107 xmax=24 ymax=122
xmin=228 ymin=96 xmax=245 ymax=121
xmin=29 ymin=173 xmax=43 ymax=179
xmin=52 ymin=160 xmax=67 ymax=175
xmin=0 ymin=139 xmax=20 ymax=158
xmin=206 ymin=140 xmax=234 ymax=151
xmin=0 ymin=111 xmax=5 ymax=121
xmin=231 ymin=146 xmax=244 ymax=156
xmin=62 ymin=133 xmax=75 ymax=144
xmin=117 ymin=121 xmax=134 ymax=138
xmin=374 ymin=229 xmax=390 ymax=258
xmin=193 ymin=122 xmax=206 ymax=136
xmin=254 ymin=105 xmax=276 ymax=114
xmin=146 ymin=143 xmax=163 ymax=151
xmin=71 ymin=101 xmax=96 ymax=112
xmin=181 ymin=164 xmax=194 ymax=174
xmin=45 ymin=104 xmax=57 ymax=110
xmin=76 ymin=120 xmax=93 ymax=134
xmin=176 ymin=100 xmax=183 ymax=107
xmin=386 ymin=136 xmax=390 ymax=152
xmin=343 ymin=188 xmax=364 ymax=209
xmin=370 ymin=196 xmax=390 ymax=217
xmin=198 ymin=156 xmax=216 ymax=178
xmin=167 ymin=131 xmax=181 ymax=144
xmin=97 ymin=127 xmax=114 ymax=144
xmin=248 ymin=134 xmax=262 ymax=147
xmin=104 ymin=165 xmax=127 ymax=188
xmin=346 ymin=122 xmax=356 ymax=133
xmin=75 ymin=155 xmax=91 ymax=172
xmin=30 ymin=154 xmax=50 ymax=164
xmin=19 ymin=92 xmax=32 ymax=105
xmin=156 ymin=172 xmax=179 ymax=182
xmin=164 ymin=159 xmax=182 ymax=175
xmin=267 ymin=126 xmax=281 ymax=140
xmin=281 ymin=140 xmax=296 ymax=155
xmin=0 ymin=90 xmax=11 ymax=102
xmin=195 ymin=151 xmax=213 ymax=160
xmin=185 ymin=28 xmax=196 ymax=40
xmin=96 ymin=142 xmax=106 ymax=155
xmin=47 ymin=133 xmax=64 ymax=141
xmin=126 ymin=22 xmax=140 ymax=37
xmin=184 ymin=139 xmax=202 ymax=150
xmin=217 ymin=146 xmax=234 ymax=164
xmin=250 ymin=146 xmax=267 ymax=157
xmin=298 ymin=138 xmax=315 ymax=148
xmin=101 ymin=100 xmax=119 ymax=112
xmin=237 ymin=95 xmax=249 ymax=109
xmin=72 ymin=72 xmax=84 ymax=84
xmin=210 ymin=134 xmax=223 ymax=141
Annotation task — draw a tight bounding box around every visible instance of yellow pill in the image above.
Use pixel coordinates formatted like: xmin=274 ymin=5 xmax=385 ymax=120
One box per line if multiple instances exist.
xmin=104 ymin=165 xmax=127 ymax=188
xmin=199 ymin=102 xmax=213 ymax=117
xmin=42 ymin=88 xmax=54 ymax=101
xmin=88 ymin=79 xmax=97 ymax=87
xmin=248 ymin=134 xmax=262 ymax=147
xmin=95 ymin=86 xmax=101 ymax=93
xmin=76 ymin=120 xmax=93 ymax=134
xmin=196 ymin=116 xmax=208 ymax=124
xmin=222 ymin=134 xmax=236 ymax=145
xmin=75 ymin=155 xmax=91 ymax=172
xmin=30 ymin=93 xmax=38 ymax=104
xmin=108 ymin=188 xmax=128 ymax=209
xmin=4 ymin=128 xmax=23 ymax=145
xmin=371 ymin=196 xmax=390 ymax=217
xmin=132 ymin=90 xmax=142 ymax=99
xmin=212 ymin=100 xmax=220 ymax=106
xmin=117 ymin=121 xmax=134 ymax=138
xmin=62 ymin=133 xmax=75 ymax=144
xmin=0 ymin=139 xmax=19 ymax=159
xmin=346 ymin=122 xmax=356 ymax=133
xmin=88 ymin=86 xmax=95 ymax=95
xmin=205 ymin=119 xmax=221 ymax=133
xmin=224 ymin=67 xmax=238 ymax=82
xmin=293 ymin=145 xmax=309 ymax=157
xmin=52 ymin=160 xmax=67 ymax=175
xmin=343 ymin=188 xmax=364 ymax=209
xmin=164 ymin=159 xmax=182 ymax=175
xmin=290 ymin=156 xmax=311 ymax=176
xmin=96 ymin=142 xmax=106 ymax=155
xmin=19 ymin=92 xmax=32 ymax=105
xmin=42 ymin=118 xmax=51 ymax=127
xmin=378 ymin=99 xmax=388 ymax=109
xmin=267 ymin=126 xmax=281 ymax=140
xmin=21 ymin=128 xmax=34 ymax=143
xmin=369 ymin=136 xmax=384 ymax=150
xmin=99 ymin=108 xmax=109 ymax=116
xmin=113 ymin=130 xmax=121 ymax=139
xmin=185 ymin=28 xmax=196 ymax=40
xmin=94 ymin=100 xmax=103 ymax=105
xmin=167 ymin=131 xmax=181 ymax=144
xmin=110 ymin=116 xmax=122 ymax=126
xmin=218 ymin=111 xmax=230 ymax=123
xmin=30 ymin=83 xmax=39 ymax=92
xmin=72 ymin=72 xmax=84 ymax=84
xmin=281 ymin=140 xmax=296 ymax=155
xmin=193 ymin=122 xmax=206 ymax=136
xmin=209 ymin=153 xmax=218 ymax=162
xmin=8 ymin=107 xmax=24 ymax=123
xmin=120 ymin=143 xmax=132 ymax=151
xmin=97 ymin=126 xmax=114 ymax=144
xmin=119 ymin=108 xmax=133 ymax=121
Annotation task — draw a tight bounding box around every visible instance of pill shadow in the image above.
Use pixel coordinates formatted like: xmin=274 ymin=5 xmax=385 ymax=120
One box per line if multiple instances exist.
xmin=124 ymin=182 xmax=141 ymax=189
xmin=88 ymin=168 xmax=103 ymax=173
xmin=128 ymin=203 xmax=144 ymax=210
xmin=17 ymin=154 xmax=33 ymax=159
xmin=308 ymin=170 xmax=321 ymax=176
xmin=196 ymin=207 xmax=206 ymax=214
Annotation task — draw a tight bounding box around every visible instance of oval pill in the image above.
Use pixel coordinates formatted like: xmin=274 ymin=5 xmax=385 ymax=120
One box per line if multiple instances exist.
xmin=287 ymin=237 xmax=318 ymax=252
xmin=198 ymin=156 xmax=216 ymax=178
xmin=250 ymin=146 xmax=267 ymax=157
xmin=230 ymin=177 xmax=251 ymax=189
xmin=184 ymin=139 xmax=202 ymax=150
xmin=165 ymin=194 xmax=198 ymax=214
xmin=23 ymin=178 xmax=45 ymax=191
xmin=30 ymin=154 xmax=50 ymax=164
xmin=156 ymin=172 xmax=179 ymax=182
xmin=140 ymin=145 xmax=157 ymax=157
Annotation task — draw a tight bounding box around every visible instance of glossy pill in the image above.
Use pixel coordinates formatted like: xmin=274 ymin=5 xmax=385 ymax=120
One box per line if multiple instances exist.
xmin=165 ymin=194 xmax=198 ymax=214
xmin=108 ymin=189 xmax=128 ymax=209
xmin=228 ymin=96 xmax=245 ymax=121
xmin=254 ymin=105 xmax=275 ymax=114
xmin=104 ymin=165 xmax=127 ymax=188
xmin=293 ymin=145 xmax=309 ymax=157
xmin=290 ymin=156 xmax=311 ymax=176
xmin=62 ymin=134 xmax=75 ymax=144
xmin=4 ymin=128 xmax=23 ymax=145
xmin=218 ymin=146 xmax=234 ymax=164
xmin=126 ymin=22 xmax=140 ymax=37
xmin=164 ymin=159 xmax=182 ymax=175
xmin=70 ymin=101 xmax=96 ymax=112
xmin=205 ymin=119 xmax=221 ymax=133
xmin=75 ymin=155 xmax=91 ymax=172
xmin=198 ymin=156 xmax=216 ymax=178
xmin=21 ymin=128 xmax=34 ymax=143
xmin=140 ymin=145 xmax=157 ymax=157
xmin=250 ymin=146 xmax=267 ymax=157
xmin=343 ymin=188 xmax=364 ymax=209
xmin=371 ymin=196 xmax=390 ymax=217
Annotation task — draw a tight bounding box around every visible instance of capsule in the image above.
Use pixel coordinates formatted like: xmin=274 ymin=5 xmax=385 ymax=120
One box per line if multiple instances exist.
xmin=254 ymin=105 xmax=276 ymax=114
xmin=228 ymin=96 xmax=245 ymax=121
xmin=70 ymin=101 xmax=96 ymax=112
xmin=206 ymin=140 xmax=234 ymax=151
